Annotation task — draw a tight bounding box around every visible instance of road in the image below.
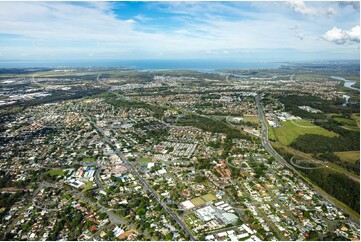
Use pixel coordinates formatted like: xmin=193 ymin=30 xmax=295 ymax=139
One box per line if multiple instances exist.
xmin=69 ymin=189 xmax=126 ymax=225
xmin=94 ymin=168 xmax=104 ymax=190
xmin=86 ymin=115 xmax=196 ymax=240
xmin=255 ymin=94 xmax=359 ymax=223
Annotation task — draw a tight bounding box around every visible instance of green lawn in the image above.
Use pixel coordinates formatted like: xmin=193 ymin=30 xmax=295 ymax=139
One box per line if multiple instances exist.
xmin=273 ymin=120 xmax=337 ymax=145
xmin=335 ymin=151 xmax=360 ymax=164
xmin=139 ymin=157 xmax=152 ymax=163
xmin=82 ymin=157 xmax=96 ymax=162
xmin=47 ymin=169 xmax=65 ymax=176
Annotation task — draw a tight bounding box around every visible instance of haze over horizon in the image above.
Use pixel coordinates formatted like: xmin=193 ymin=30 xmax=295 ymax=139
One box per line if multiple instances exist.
xmin=0 ymin=1 xmax=360 ymax=61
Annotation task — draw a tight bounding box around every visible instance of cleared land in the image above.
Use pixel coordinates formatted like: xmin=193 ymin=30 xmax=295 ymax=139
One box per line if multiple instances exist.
xmin=47 ymin=169 xmax=65 ymax=176
xmin=335 ymin=151 xmax=360 ymax=164
xmin=82 ymin=157 xmax=95 ymax=162
xmin=272 ymin=120 xmax=337 ymax=145
xmin=243 ymin=115 xmax=260 ymax=124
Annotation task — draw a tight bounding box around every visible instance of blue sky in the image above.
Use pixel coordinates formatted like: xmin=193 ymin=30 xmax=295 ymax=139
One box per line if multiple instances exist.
xmin=0 ymin=1 xmax=359 ymax=61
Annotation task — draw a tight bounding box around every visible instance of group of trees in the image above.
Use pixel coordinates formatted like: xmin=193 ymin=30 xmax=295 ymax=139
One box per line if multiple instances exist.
xmin=302 ymin=168 xmax=360 ymax=214
xmin=104 ymin=94 xmax=166 ymax=119
xmin=274 ymin=146 xmax=360 ymax=214
xmin=177 ymin=114 xmax=252 ymax=141
xmin=289 ymin=114 xmax=359 ymax=154
xmin=279 ymin=94 xmax=356 ymax=115
xmin=290 ymin=131 xmax=359 ymax=154
xmin=277 ymin=95 xmax=359 ymax=162
xmin=48 ymin=206 xmax=87 ymax=240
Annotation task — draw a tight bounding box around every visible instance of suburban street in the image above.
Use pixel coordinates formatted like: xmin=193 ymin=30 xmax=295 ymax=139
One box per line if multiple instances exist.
xmin=255 ymin=94 xmax=360 ymax=223
xmin=86 ymin=115 xmax=197 ymax=241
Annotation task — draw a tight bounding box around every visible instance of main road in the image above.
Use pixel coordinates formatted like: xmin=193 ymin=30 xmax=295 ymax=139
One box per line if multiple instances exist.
xmin=86 ymin=115 xmax=196 ymax=241
xmin=255 ymin=94 xmax=359 ymax=223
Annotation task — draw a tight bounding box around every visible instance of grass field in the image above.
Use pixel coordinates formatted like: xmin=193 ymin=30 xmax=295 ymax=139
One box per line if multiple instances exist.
xmin=335 ymin=151 xmax=360 ymax=164
xmin=190 ymin=197 xmax=205 ymax=206
xmin=139 ymin=157 xmax=152 ymax=163
xmin=243 ymin=115 xmax=260 ymax=124
xmin=201 ymin=193 xmax=217 ymax=202
xmin=47 ymin=169 xmax=65 ymax=176
xmin=272 ymin=120 xmax=337 ymax=145
xmin=82 ymin=157 xmax=95 ymax=162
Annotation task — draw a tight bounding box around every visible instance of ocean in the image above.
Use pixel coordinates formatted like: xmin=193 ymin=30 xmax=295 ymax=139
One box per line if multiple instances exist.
xmin=0 ymin=59 xmax=284 ymax=70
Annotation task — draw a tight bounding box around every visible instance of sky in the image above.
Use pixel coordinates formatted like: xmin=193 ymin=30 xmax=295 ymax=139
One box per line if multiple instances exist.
xmin=0 ymin=1 xmax=359 ymax=61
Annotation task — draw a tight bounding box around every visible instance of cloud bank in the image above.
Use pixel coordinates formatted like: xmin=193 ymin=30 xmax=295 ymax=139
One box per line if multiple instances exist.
xmin=322 ymin=25 xmax=360 ymax=45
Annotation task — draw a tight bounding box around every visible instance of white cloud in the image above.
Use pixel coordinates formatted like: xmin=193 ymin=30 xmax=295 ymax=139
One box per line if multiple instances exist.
xmin=287 ymin=0 xmax=320 ymax=15
xmin=322 ymin=25 xmax=360 ymax=44
xmin=326 ymin=7 xmax=337 ymax=17
xmin=125 ymin=19 xmax=136 ymax=24
xmin=134 ymin=14 xmax=152 ymax=22
xmin=0 ymin=1 xmax=358 ymax=60
xmin=287 ymin=0 xmax=336 ymax=16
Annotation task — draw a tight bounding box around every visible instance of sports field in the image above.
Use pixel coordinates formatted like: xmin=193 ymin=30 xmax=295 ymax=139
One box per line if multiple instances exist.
xmin=201 ymin=193 xmax=217 ymax=202
xmin=190 ymin=197 xmax=205 ymax=206
xmin=272 ymin=120 xmax=337 ymax=145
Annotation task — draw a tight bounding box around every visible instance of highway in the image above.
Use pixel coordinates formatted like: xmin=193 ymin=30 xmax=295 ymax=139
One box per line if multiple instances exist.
xmin=255 ymin=94 xmax=360 ymax=223
xmin=86 ymin=115 xmax=196 ymax=241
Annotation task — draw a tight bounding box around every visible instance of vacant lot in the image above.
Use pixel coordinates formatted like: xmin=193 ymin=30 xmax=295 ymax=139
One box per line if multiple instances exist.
xmin=335 ymin=151 xmax=360 ymax=164
xmin=47 ymin=169 xmax=65 ymax=176
xmin=243 ymin=115 xmax=259 ymax=124
xmin=272 ymin=120 xmax=337 ymax=145
xmin=82 ymin=157 xmax=95 ymax=162
xmin=139 ymin=157 xmax=152 ymax=163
